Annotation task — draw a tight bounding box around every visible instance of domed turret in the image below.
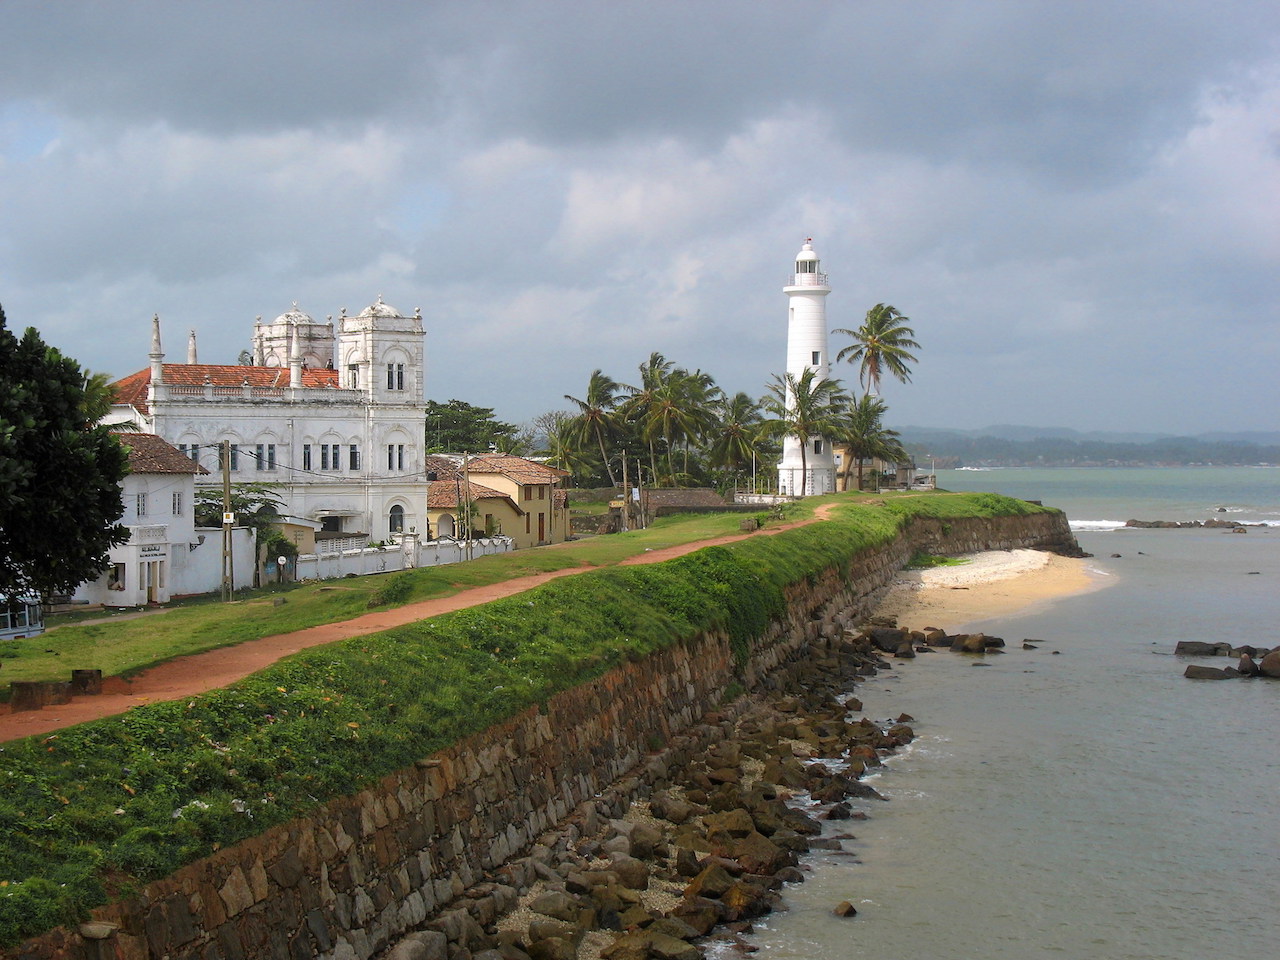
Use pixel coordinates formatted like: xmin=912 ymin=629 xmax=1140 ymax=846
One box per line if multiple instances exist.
xmin=356 ymin=295 xmax=404 ymax=320
xmin=252 ymin=302 xmax=336 ymax=369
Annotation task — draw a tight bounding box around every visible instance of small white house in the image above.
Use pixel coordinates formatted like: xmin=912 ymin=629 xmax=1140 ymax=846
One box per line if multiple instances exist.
xmin=73 ymin=434 xmax=253 ymax=607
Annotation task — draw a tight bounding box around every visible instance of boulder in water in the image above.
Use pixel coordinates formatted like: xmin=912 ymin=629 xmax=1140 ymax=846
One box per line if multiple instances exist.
xmin=1183 ymin=664 xmax=1233 ymax=680
xmin=1257 ymin=649 xmax=1280 ymax=679
xmin=1174 ymin=641 xmax=1230 ymax=657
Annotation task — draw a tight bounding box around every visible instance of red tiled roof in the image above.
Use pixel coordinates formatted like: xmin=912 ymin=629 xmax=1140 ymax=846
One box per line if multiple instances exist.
xmin=465 ymin=454 xmax=569 ymax=484
xmin=424 ymin=456 xmax=521 ymax=511
xmin=112 ymin=364 xmax=341 ymax=415
xmin=117 ymin=433 xmax=209 ymax=475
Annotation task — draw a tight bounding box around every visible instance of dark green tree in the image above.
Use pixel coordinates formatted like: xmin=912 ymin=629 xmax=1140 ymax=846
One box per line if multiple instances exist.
xmin=424 ymin=399 xmax=520 ymax=453
xmin=708 ymin=391 xmax=765 ymax=476
xmin=835 ymin=394 xmax=906 ymax=491
xmin=193 ymin=481 xmax=285 ymax=539
xmin=0 ymin=306 xmax=130 ymax=600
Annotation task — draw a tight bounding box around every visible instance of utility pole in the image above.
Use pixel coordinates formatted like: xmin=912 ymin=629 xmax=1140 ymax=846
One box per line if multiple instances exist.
xmin=221 ymin=440 xmax=233 ymax=601
xmin=462 ymin=450 xmax=473 ymax=562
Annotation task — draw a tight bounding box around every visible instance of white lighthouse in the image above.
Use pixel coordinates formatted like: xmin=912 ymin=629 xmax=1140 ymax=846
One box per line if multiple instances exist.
xmin=778 ymin=239 xmax=837 ymax=496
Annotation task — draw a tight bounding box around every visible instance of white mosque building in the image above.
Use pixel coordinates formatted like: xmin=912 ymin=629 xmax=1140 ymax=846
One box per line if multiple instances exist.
xmin=109 ymin=298 xmax=429 ymax=543
xmin=777 ymin=239 xmax=838 ymax=496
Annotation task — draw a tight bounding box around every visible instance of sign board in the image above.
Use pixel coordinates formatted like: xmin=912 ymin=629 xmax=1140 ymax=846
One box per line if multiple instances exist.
xmin=223 ymin=512 xmax=236 ymax=525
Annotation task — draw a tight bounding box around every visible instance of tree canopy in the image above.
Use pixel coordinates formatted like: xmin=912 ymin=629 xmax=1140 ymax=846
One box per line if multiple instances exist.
xmin=425 ymin=399 xmax=520 ymax=454
xmin=0 ymin=306 xmax=129 ymax=600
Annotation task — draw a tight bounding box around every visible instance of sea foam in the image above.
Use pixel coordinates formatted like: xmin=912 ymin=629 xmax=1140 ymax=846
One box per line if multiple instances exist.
xmin=1069 ymin=519 xmax=1128 ymax=531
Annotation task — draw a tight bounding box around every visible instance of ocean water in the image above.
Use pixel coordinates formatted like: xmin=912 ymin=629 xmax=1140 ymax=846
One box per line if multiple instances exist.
xmin=738 ymin=468 xmax=1280 ymax=960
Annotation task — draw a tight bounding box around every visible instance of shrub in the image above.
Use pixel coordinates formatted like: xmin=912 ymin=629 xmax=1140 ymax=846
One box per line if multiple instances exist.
xmin=367 ymin=572 xmax=414 ymax=608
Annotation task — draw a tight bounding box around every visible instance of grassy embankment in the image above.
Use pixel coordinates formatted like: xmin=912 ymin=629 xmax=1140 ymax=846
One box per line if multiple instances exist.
xmin=0 ymin=492 xmax=1050 ymax=946
xmin=1 ymin=507 xmax=804 ymax=690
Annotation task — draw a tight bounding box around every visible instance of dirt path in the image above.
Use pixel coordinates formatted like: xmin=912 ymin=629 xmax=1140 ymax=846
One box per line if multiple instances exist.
xmin=0 ymin=504 xmax=838 ymax=742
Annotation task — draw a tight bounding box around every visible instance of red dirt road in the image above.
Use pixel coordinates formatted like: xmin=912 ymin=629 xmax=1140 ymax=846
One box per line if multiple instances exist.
xmin=1 ymin=506 xmax=835 ymax=742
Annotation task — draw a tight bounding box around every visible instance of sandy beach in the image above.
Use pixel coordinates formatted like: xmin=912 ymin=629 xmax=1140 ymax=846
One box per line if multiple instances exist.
xmin=870 ymin=548 xmax=1105 ymax=632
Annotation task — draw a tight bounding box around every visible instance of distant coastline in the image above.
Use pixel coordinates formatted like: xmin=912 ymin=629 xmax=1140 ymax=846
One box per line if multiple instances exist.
xmin=900 ymin=429 xmax=1279 ymax=469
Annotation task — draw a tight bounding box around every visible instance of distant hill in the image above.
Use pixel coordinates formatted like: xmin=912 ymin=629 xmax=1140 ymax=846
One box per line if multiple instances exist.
xmin=895 ymin=424 xmax=1280 ymax=467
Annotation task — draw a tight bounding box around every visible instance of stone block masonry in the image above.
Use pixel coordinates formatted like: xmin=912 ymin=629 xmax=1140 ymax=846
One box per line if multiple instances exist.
xmin=12 ymin=511 xmax=1077 ymax=960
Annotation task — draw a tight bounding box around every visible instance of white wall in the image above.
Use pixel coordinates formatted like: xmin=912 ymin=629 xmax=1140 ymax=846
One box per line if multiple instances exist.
xmin=293 ymin=537 xmax=512 ymax=581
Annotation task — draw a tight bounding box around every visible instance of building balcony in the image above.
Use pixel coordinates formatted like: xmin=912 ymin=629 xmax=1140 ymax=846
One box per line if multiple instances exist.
xmin=786 ymin=272 xmax=829 ymax=287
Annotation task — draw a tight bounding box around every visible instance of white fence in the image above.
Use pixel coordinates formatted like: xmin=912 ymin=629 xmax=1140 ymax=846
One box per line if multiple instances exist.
xmin=733 ymin=493 xmax=795 ymax=505
xmin=293 ymin=536 xmax=513 ymax=582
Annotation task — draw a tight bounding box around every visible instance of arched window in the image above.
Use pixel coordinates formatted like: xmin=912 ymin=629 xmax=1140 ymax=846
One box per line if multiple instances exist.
xmin=389 ymin=504 xmax=405 ymax=533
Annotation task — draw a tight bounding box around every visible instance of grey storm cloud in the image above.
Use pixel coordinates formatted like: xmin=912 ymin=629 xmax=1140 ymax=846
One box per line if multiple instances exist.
xmin=1 ymin=0 xmax=1278 ymax=434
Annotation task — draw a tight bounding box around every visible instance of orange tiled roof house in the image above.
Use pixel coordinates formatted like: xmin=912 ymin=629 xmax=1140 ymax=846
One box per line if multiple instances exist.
xmin=423 ymin=454 xmax=570 ymax=549
xmin=109 ymin=299 xmax=429 ymax=546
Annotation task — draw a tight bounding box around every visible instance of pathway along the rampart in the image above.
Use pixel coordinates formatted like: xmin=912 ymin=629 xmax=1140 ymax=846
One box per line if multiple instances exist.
xmin=0 ymin=505 xmax=840 ymax=743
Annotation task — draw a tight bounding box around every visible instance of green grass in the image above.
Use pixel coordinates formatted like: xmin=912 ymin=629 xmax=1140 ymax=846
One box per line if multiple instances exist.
xmin=5 ymin=509 xmax=798 ymax=692
xmin=906 ymin=552 xmax=971 ymax=569
xmin=0 ymin=492 xmax=1054 ymax=946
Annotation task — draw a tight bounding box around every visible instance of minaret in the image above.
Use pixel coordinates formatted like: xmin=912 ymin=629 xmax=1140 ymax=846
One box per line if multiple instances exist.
xmin=778 ymin=239 xmax=836 ymax=496
xmin=289 ymin=323 xmax=303 ymax=389
xmin=147 ymin=314 xmax=165 ymax=405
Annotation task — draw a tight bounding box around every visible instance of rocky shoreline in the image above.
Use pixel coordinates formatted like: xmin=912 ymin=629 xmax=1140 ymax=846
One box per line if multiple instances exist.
xmin=1124 ymin=518 xmax=1265 ymax=531
xmin=1175 ymin=641 xmax=1280 ymax=680
xmin=372 ymin=620 xmax=967 ymax=960
xmin=372 ymin=610 xmax=1046 ymax=960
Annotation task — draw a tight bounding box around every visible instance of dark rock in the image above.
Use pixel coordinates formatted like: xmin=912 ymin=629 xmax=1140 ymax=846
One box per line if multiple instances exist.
xmin=527 ymin=938 xmax=576 ymax=960
xmin=528 ymin=892 xmax=582 ymax=923
xmin=951 ymin=633 xmax=988 ymax=654
xmin=1259 ymin=649 xmax=1280 ymax=678
xmin=670 ymin=898 xmax=722 ymax=936
xmin=703 ymin=808 xmax=755 ymax=838
xmin=1175 ymin=641 xmax=1230 ymax=657
xmin=730 ymin=831 xmax=791 ymax=876
xmin=1183 ymin=664 xmax=1233 ymax=680
xmin=674 ymin=846 xmax=701 ymax=877
xmin=833 ymin=901 xmax=858 ymax=918
xmin=609 ymin=856 xmax=649 ymax=890
xmin=684 ymin=864 xmax=735 ymax=900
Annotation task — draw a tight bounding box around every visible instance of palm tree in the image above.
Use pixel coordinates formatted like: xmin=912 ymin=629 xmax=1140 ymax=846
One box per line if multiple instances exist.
xmin=667 ymin=368 xmax=721 ymax=483
xmin=761 ymin=368 xmax=846 ymax=496
xmin=621 ymin=352 xmax=675 ymax=484
xmin=564 ymin=369 xmax=622 ymax=486
xmin=833 ymin=303 xmax=920 ymax=397
xmin=542 ymin=411 xmax=598 ymax=485
xmin=835 ymin=394 xmax=906 ymax=491
xmin=707 ymin=391 xmax=764 ymax=481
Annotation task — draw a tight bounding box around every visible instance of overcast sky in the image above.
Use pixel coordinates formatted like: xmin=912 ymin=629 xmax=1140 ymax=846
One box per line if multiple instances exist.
xmin=2 ymin=1 xmax=1277 ymax=436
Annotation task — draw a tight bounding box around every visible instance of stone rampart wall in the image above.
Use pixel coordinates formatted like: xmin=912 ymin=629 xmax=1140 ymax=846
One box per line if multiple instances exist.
xmin=18 ymin=511 xmax=1075 ymax=960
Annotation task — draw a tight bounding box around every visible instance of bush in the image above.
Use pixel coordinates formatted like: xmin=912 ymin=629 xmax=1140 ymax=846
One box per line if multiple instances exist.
xmin=367 ymin=572 xmax=414 ymax=608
